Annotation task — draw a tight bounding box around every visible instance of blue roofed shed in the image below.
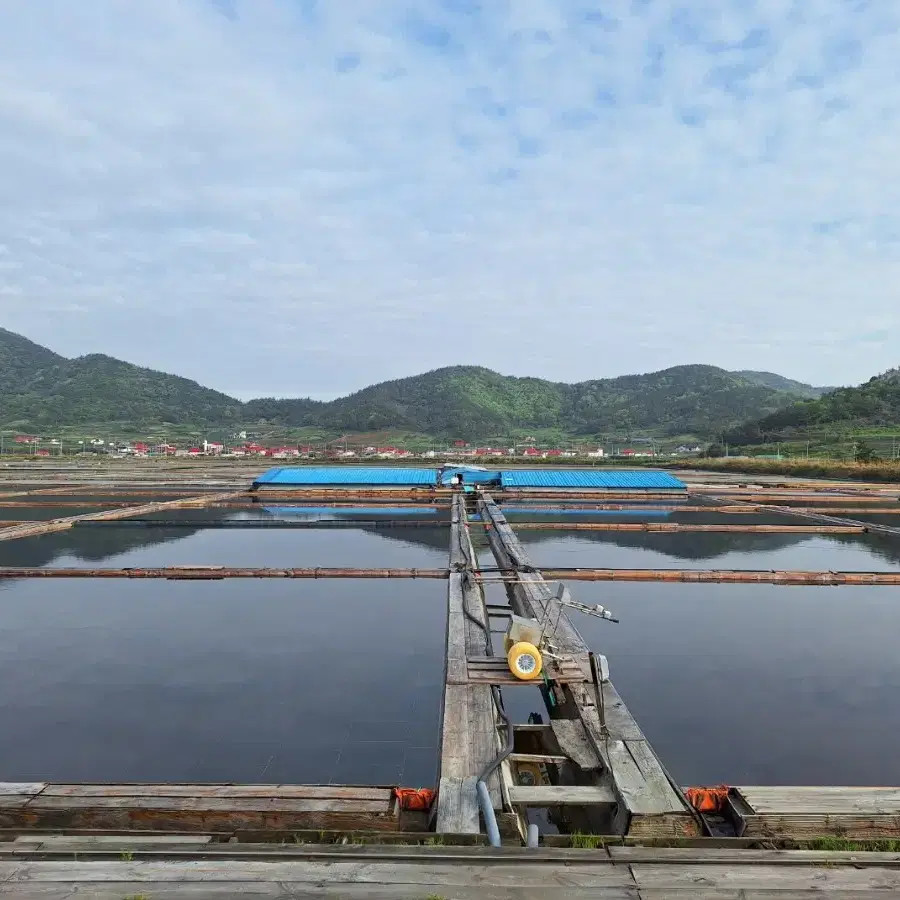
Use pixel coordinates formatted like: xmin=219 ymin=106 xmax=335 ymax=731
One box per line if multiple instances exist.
xmin=500 ymin=470 xmax=686 ymax=490
xmin=253 ymin=466 xmax=438 ymax=488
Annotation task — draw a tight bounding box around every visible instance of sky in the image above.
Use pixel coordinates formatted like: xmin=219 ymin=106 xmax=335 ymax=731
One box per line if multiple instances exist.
xmin=0 ymin=0 xmax=898 ymax=400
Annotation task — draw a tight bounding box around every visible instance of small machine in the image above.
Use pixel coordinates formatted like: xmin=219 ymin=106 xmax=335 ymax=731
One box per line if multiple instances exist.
xmin=503 ymin=583 xmax=618 ymax=681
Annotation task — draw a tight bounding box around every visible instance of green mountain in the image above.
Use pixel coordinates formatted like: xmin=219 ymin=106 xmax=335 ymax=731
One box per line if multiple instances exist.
xmin=0 ymin=327 xmax=65 ymax=396
xmin=0 ymin=341 xmax=243 ymax=428
xmin=725 ymin=369 xmax=900 ymax=444
xmin=247 ymin=364 xmax=818 ymax=438
xmin=731 ymin=370 xmax=831 ymax=398
xmin=0 ymin=328 xmax=820 ymax=438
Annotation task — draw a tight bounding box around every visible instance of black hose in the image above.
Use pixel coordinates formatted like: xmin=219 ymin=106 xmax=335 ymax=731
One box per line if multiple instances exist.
xmin=478 ymin=683 xmax=514 ymax=784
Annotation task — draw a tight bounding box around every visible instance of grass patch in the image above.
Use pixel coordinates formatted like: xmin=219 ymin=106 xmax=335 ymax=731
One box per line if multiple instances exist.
xmin=570 ymin=832 xmax=606 ymax=850
xmin=798 ymin=837 xmax=900 ymax=852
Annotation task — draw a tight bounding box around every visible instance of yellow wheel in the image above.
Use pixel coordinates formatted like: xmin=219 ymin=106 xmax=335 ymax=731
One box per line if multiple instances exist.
xmin=507 ymin=641 xmax=543 ymax=681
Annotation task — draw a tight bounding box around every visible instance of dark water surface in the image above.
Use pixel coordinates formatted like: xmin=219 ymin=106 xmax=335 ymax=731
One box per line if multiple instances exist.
xmin=2 ymin=501 xmax=900 ymax=789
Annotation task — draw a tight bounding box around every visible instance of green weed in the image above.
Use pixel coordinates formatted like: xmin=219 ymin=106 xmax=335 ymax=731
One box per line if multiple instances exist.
xmin=570 ymin=832 xmax=605 ymax=850
xmin=800 ymin=837 xmax=900 ymax=852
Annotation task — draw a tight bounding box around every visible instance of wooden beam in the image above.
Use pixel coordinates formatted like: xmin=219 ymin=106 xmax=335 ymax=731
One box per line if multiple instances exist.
xmin=507 ymin=784 xmax=616 ymax=806
xmin=0 ymin=490 xmax=248 ymax=542
xmin=0 ymin=783 xmax=399 ymax=833
xmin=733 ymin=785 xmax=900 ymax=839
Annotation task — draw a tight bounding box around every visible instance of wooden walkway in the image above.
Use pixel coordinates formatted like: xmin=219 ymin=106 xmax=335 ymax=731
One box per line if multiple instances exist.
xmin=435 ymin=493 xmax=502 ymax=833
xmin=3 ymin=842 xmax=900 ymax=897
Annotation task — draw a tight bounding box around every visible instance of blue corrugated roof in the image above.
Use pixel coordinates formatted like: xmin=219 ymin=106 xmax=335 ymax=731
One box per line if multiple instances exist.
xmin=500 ymin=470 xmax=686 ymax=490
xmin=254 ymin=467 xmax=438 ymax=487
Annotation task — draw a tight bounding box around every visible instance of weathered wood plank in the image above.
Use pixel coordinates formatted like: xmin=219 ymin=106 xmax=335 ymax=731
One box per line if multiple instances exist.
xmin=630 ymin=862 xmax=900 ymax=890
xmin=0 ymin=785 xmax=45 ymax=798
xmin=551 ymin=720 xmax=602 ymax=770
xmin=36 ymin=785 xmax=390 ymax=801
xmin=507 ymin=784 xmax=616 ymax=806
xmin=734 ymin=785 xmax=900 ymax=838
xmin=0 ymin=859 xmax=637 ymax=887
xmin=600 ymin=682 xmax=647 ymax=742
xmin=737 ymin=785 xmax=900 ymax=814
xmin=508 ymin=753 xmax=570 ymax=764
xmin=23 ymin=798 xmax=389 ymax=813
xmin=0 ymin=804 xmax=397 ymax=833
xmin=0 ymin=797 xmax=39 ymax=810
xmin=739 ymin=813 xmax=900 ymax=839
xmin=0 ymin=886 xmax=639 ymax=900
xmin=611 ymin=846 xmax=900 ymax=864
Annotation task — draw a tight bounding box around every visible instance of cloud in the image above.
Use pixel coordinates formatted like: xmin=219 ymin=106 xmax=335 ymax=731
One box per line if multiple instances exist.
xmin=0 ymin=0 xmax=898 ymax=397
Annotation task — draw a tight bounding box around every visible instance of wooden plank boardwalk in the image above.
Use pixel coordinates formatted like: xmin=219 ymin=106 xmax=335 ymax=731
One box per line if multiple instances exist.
xmin=3 ymin=842 xmax=900 ymax=897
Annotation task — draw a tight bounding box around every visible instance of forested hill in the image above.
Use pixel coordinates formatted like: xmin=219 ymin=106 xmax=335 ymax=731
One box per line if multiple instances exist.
xmin=245 ymin=364 xmax=820 ymax=437
xmin=0 ymin=327 xmax=822 ymax=437
xmin=724 ymin=369 xmax=900 ymax=444
xmin=0 ymin=328 xmax=243 ymax=427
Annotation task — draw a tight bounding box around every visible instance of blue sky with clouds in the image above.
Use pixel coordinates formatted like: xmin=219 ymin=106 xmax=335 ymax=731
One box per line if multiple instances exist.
xmin=0 ymin=0 xmax=897 ymax=399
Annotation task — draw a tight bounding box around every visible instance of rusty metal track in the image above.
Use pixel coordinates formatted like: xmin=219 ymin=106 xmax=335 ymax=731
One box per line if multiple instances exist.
xmin=68 ymin=520 xmax=868 ymax=533
xmin=0 ymin=491 xmax=248 ymax=543
xmin=536 ymin=569 xmax=900 ymax=585
xmin=4 ymin=501 xmax=897 ymax=513
xmin=74 ymin=518 xmax=450 ymax=529
xmin=3 ymin=565 xmax=900 ymax=585
xmin=691 ymin=493 xmax=900 ymax=503
xmin=702 ymin=496 xmax=900 ymax=539
xmin=0 ymin=566 xmax=450 ymax=580
xmin=507 ymin=523 xmax=868 ymax=533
